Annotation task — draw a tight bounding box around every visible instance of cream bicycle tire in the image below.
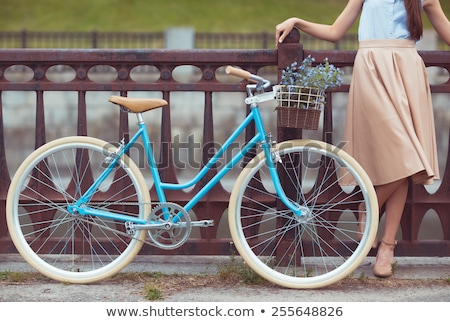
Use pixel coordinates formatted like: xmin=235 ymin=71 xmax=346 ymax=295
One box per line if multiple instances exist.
xmin=6 ymin=136 xmax=151 ymax=284
xmin=229 ymin=139 xmax=378 ymax=289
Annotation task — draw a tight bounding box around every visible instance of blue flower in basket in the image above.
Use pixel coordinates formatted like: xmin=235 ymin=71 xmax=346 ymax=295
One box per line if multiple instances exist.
xmin=276 ymin=55 xmax=344 ymax=109
xmin=275 ymin=56 xmax=344 ymax=129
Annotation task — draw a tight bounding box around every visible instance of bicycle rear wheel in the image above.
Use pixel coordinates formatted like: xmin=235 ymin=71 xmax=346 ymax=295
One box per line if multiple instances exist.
xmin=229 ymin=139 xmax=378 ymax=289
xmin=6 ymin=136 xmax=151 ymax=283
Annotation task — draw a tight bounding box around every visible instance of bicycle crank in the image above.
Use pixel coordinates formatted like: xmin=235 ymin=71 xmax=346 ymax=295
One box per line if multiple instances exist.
xmin=128 ymin=202 xmax=212 ymax=250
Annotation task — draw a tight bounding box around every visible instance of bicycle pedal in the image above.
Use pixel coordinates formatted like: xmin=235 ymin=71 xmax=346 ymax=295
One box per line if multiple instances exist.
xmin=191 ymin=220 xmax=214 ymax=227
xmin=125 ymin=222 xmax=136 ymax=235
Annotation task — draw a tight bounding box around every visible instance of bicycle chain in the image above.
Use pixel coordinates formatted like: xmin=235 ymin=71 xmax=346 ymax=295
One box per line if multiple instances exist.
xmin=74 ymin=201 xmax=168 ymax=247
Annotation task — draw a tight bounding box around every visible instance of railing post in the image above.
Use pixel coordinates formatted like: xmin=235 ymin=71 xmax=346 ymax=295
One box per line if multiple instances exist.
xmin=0 ymin=92 xmax=10 ymax=250
xmin=92 ymin=30 xmax=98 ymax=48
xmin=276 ymin=28 xmax=304 ymax=142
xmin=276 ymin=28 xmax=303 ymax=78
xmin=262 ymin=31 xmax=269 ymax=49
xmin=35 ymin=91 xmax=46 ymax=148
xmin=21 ymin=29 xmax=27 ymax=48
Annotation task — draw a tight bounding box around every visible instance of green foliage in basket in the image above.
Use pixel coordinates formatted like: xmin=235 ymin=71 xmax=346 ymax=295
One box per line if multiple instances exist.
xmin=281 ymin=55 xmax=344 ymax=90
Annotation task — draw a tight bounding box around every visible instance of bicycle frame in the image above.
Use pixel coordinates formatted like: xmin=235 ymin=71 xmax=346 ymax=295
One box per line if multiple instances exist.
xmin=69 ymin=89 xmax=301 ymax=226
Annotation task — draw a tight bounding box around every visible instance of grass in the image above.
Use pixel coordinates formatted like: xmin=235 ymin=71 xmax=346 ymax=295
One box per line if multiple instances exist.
xmin=0 ymin=270 xmax=48 ymax=283
xmin=216 ymin=252 xmax=266 ymax=285
xmin=3 ymin=0 xmax=448 ymax=34
xmin=0 ymin=270 xmax=26 ymax=282
xmin=144 ymin=285 xmax=164 ymax=300
xmin=0 ymin=0 xmax=351 ymax=32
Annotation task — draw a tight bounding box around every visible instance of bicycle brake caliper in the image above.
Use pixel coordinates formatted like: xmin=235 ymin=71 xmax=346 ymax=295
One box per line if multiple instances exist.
xmin=102 ymin=138 xmax=125 ymax=167
xmin=267 ymin=133 xmax=282 ymax=164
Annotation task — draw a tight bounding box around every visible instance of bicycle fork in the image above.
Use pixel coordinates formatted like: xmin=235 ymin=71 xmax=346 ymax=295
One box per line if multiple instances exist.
xmin=248 ymin=103 xmax=306 ymax=219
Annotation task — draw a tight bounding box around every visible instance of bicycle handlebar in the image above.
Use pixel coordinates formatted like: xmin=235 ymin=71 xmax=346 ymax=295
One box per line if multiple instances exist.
xmin=225 ymin=66 xmax=253 ymax=80
xmin=225 ymin=66 xmax=271 ymax=93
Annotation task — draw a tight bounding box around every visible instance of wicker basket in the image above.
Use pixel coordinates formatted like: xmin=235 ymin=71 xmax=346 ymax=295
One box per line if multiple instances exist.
xmin=276 ymin=106 xmax=322 ymax=130
xmin=274 ymin=85 xmax=325 ymax=130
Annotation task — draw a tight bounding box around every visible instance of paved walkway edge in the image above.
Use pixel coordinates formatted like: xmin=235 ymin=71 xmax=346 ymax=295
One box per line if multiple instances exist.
xmin=1 ymin=254 xmax=449 ymax=280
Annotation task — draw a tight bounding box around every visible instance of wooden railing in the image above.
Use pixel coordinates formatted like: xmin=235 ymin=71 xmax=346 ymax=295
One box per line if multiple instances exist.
xmin=0 ymin=29 xmax=340 ymax=49
xmin=0 ymin=29 xmax=449 ymax=256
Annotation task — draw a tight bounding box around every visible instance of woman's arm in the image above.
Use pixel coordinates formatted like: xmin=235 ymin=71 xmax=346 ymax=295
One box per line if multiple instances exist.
xmin=275 ymin=0 xmax=364 ymax=44
xmin=424 ymin=0 xmax=450 ymax=45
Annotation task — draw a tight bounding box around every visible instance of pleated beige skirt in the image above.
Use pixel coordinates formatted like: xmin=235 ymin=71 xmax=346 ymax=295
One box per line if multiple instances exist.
xmin=342 ymin=39 xmax=439 ymax=186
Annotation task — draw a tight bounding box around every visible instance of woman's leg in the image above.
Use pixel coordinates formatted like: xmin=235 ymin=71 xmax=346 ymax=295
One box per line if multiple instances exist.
xmin=382 ymin=178 xmax=409 ymax=242
xmin=373 ymin=178 xmax=409 ymax=277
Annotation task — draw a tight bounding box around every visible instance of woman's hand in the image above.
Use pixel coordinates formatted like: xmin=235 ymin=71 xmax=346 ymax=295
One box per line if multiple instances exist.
xmin=275 ymin=18 xmax=299 ymax=45
xmin=275 ymin=0 xmax=363 ymax=44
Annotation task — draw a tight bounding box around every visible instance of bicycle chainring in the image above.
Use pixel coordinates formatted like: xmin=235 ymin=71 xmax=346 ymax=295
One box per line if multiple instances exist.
xmin=147 ymin=202 xmax=191 ymax=250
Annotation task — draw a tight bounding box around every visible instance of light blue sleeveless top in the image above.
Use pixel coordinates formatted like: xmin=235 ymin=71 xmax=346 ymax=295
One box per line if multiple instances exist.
xmin=358 ymin=0 xmax=424 ymax=41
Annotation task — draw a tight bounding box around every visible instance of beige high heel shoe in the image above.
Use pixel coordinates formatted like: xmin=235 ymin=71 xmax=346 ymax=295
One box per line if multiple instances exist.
xmin=373 ymin=240 xmax=397 ymax=278
xmin=357 ymin=203 xmax=377 ymax=248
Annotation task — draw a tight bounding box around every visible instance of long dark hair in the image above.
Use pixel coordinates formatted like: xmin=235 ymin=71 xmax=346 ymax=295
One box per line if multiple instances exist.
xmin=405 ymin=0 xmax=423 ymax=41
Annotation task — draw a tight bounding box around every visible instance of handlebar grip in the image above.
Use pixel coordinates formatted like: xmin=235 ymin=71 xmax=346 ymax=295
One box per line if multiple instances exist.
xmin=225 ymin=66 xmax=252 ymax=80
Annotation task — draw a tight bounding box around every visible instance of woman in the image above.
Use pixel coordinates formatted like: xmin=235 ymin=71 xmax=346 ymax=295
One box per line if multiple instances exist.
xmin=276 ymin=0 xmax=450 ymax=277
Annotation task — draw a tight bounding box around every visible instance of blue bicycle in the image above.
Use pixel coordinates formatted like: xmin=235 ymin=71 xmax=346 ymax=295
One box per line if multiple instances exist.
xmin=6 ymin=66 xmax=378 ymax=288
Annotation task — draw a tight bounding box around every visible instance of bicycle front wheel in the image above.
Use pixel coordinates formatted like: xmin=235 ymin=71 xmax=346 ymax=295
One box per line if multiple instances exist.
xmin=229 ymin=139 xmax=378 ymax=289
xmin=6 ymin=136 xmax=151 ymax=283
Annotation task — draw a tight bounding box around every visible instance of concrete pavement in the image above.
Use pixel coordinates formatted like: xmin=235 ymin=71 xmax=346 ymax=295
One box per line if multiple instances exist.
xmin=0 ymin=254 xmax=449 ymax=302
